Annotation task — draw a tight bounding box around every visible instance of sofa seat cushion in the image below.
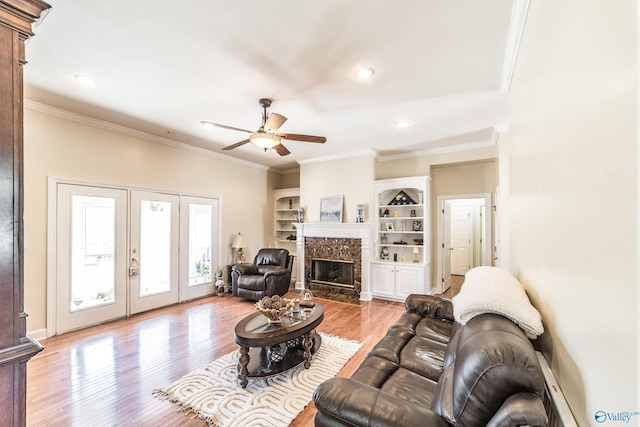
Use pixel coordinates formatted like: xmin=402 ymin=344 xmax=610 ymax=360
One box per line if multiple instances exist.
xmin=400 ymin=335 xmax=448 ymax=381
xmin=236 ymin=275 xmax=265 ymax=291
xmin=350 ymin=356 xmax=399 ymax=388
xmin=368 ymin=327 xmax=415 ymax=364
xmin=380 ymin=367 xmax=438 ymax=407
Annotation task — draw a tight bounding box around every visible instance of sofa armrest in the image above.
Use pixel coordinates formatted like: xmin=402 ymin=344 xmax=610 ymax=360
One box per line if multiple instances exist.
xmin=232 ymin=264 xmax=259 ymax=275
xmin=405 ymin=294 xmax=454 ymax=321
xmin=313 ymin=378 xmax=450 ymax=427
xmin=486 ymin=393 xmax=548 ymax=427
xmin=260 ymin=266 xmax=289 ymax=278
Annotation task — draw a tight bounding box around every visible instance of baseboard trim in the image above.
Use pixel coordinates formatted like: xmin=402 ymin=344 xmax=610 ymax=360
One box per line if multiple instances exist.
xmin=28 ymin=329 xmax=48 ymax=341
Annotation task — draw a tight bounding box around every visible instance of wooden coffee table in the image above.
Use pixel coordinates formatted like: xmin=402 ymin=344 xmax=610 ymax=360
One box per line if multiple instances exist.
xmin=233 ymin=303 xmax=324 ymax=388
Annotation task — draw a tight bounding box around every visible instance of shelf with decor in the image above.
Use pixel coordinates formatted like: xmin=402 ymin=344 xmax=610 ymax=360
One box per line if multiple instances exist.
xmin=274 ymin=188 xmax=300 ymax=281
xmin=371 ymin=176 xmax=430 ymax=301
xmin=274 ymin=188 xmax=300 ymax=244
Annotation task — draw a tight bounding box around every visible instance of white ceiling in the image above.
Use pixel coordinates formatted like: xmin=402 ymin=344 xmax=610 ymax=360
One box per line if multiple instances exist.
xmin=24 ymin=1 xmax=524 ymax=171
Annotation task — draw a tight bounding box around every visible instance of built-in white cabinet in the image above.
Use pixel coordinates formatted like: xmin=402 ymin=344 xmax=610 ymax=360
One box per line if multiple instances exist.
xmin=274 ymin=188 xmax=299 ymax=280
xmin=370 ymin=176 xmax=430 ymax=300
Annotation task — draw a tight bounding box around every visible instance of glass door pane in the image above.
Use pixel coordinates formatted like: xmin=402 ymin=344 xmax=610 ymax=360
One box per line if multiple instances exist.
xmin=139 ymin=200 xmax=172 ymax=296
xmin=70 ymin=195 xmax=116 ymax=310
xmin=180 ymin=196 xmax=219 ymax=301
xmin=188 ymin=204 xmax=212 ymax=286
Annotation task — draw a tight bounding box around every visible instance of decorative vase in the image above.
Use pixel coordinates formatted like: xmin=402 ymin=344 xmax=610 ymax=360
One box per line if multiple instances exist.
xmin=217 ymin=290 xmax=224 ymax=297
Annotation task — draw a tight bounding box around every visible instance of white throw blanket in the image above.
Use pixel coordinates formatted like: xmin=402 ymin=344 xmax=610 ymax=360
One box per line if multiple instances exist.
xmin=452 ymin=266 xmax=544 ymax=339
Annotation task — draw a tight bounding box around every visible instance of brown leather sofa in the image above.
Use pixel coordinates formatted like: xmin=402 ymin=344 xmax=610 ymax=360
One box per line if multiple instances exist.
xmin=231 ymin=248 xmax=291 ymax=301
xmin=313 ymin=294 xmax=547 ymax=427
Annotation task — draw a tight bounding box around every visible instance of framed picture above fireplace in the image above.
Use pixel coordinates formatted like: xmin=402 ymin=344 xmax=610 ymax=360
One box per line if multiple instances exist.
xmin=320 ymin=196 xmax=343 ymax=222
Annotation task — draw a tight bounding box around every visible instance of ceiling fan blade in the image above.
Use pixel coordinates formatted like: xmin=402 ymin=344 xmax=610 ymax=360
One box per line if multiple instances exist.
xmin=210 ymin=123 xmax=254 ymax=134
xmin=265 ymin=113 xmax=287 ymax=131
xmin=222 ymin=139 xmax=251 ymax=150
xmin=278 ymin=133 xmax=326 ymax=143
xmin=273 ymin=143 xmax=290 ymax=156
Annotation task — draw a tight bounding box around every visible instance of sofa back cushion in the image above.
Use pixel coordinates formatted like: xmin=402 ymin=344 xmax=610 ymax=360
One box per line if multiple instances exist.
xmin=254 ymin=248 xmax=289 ymax=268
xmin=430 ymin=314 xmax=545 ymax=426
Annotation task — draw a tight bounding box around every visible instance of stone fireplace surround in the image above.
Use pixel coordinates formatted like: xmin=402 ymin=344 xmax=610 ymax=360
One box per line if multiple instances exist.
xmin=293 ymin=223 xmax=373 ymax=304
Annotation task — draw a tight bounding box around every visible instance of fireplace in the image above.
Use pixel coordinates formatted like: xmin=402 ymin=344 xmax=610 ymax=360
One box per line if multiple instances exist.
xmin=311 ymin=259 xmax=355 ymax=288
xmin=294 ymin=223 xmax=374 ymax=304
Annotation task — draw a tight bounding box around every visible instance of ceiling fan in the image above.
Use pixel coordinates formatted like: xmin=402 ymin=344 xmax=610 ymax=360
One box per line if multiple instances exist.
xmin=212 ymin=98 xmax=326 ymax=156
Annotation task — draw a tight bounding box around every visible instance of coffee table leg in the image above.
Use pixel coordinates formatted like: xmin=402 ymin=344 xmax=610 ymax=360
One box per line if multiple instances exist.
xmin=238 ymin=346 xmax=250 ymax=388
xmin=302 ymin=329 xmax=315 ymax=369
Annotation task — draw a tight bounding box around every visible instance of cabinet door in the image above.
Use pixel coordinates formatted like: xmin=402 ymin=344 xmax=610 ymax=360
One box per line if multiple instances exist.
xmin=371 ymin=263 xmax=395 ymax=297
xmin=395 ymin=265 xmax=423 ymax=298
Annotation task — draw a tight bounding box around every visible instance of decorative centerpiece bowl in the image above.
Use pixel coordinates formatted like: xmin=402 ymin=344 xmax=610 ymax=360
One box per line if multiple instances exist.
xmin=255 ymin=296 xmax=293 ymax=323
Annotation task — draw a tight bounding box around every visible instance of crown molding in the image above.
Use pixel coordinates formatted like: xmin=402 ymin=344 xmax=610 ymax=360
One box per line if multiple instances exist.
xmin=499 ymin=0 xmax=530 ymax=93
xmin=24 ymin=100 xmax=269 ymax=171
xmin=297 ymin=148 xmax=378 ymax=165
xmin=376 ymin=128 xmax=499 ymax=162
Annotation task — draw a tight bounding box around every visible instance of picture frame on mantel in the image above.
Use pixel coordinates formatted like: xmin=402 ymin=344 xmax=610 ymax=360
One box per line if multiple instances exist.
xmin=320 ymin=196 xmax=343 ymax=222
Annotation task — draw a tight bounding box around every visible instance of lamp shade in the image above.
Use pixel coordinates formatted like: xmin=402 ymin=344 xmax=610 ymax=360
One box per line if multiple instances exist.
xmin=232 ymin=233 xmax=247 ymax=249
xmin=412 ymin=247 xmax=419 ymax=254
xmin=250 ymin=131 xmax=281 ymax=149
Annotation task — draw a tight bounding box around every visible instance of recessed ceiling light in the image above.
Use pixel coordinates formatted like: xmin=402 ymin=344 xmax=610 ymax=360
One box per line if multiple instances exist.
xmin=200 ymin=121 xmax=216 ymax=129
xmin=73 ymin=74 xmax=98 ymax=86
xmin=355 ymin=66 xmax=375 ymax=80
xmin=395 ymin=120 xmax=411 ymax=128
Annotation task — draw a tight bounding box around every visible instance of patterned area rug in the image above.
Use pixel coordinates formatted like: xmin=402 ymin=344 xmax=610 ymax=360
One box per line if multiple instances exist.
xmin=153 ymin=333 xmax=362 ymax=426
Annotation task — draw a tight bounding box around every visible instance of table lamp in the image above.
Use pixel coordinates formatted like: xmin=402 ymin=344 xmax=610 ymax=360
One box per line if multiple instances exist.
xmin=232 ymin=233 xmax=247 ymax=264
xmin=412 ymin=247 xmax=420 ymax=263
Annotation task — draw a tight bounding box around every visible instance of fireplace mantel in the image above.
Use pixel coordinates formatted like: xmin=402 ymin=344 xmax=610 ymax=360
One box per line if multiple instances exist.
xmin=293 ymin=223 xmax=373 ymax=301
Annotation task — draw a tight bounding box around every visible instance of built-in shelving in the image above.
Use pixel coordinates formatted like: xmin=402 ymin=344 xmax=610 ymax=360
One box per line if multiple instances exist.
xmin=371 ymin=176 xmax=430 ymax=301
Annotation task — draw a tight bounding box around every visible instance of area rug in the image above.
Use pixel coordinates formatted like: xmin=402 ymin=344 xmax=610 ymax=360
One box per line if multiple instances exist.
xmin=153 ymin=333 xmax=362 ymax=427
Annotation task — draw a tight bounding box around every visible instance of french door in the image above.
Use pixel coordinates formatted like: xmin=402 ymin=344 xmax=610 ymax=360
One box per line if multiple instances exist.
xmin=56 ymin=184 xmax=128 ymax=333
xmin=179 ymin=196 xmax=219 ymax=301
xmin=129 ymin=191 xmax=180 ymax=314
xmin=54 ymin=183 xmax=219 ymax=334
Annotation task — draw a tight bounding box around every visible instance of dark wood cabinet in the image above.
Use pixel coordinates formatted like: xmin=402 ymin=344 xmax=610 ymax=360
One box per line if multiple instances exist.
xmin=0 ymin=1 xmax=51 ymax=426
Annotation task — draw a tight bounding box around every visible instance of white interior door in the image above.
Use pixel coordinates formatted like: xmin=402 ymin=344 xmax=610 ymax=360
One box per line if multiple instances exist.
xmin=129 ymin=191 xmax=180 ymax=314
xmin=56 ymin=184 xmax=128 ymax=333
xmin=179 ymin=196 xmax=220 ymax=301
xmin=451 ymin=203 xmax=472 ymax=275
xmin=442 ymin=201 xmax=453 ymax=290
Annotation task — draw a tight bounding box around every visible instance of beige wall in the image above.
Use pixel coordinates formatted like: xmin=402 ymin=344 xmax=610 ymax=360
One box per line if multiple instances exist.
xmin=300 ymin=155 xmax=375 ymax=223
xmin=430 ymin=160 xmax=497 ymax=282
xmin=501 ymin=0 xmax=638 ymax=424
xmin=24 ymin=108 xmax=270 ymax=334
xmin=376 ymin=145 xmax=496 ymax=179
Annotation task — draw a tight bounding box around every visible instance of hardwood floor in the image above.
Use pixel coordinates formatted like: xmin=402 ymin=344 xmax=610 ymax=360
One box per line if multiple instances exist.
xmin=26 ymin=292 xmax=407 ymax=426
xmin=26 ymin=276 xmax=466 ymax=427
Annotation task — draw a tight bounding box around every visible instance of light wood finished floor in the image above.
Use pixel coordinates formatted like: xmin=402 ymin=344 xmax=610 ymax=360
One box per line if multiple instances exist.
xmin=27 ymin=281 xmax=463 ymax=427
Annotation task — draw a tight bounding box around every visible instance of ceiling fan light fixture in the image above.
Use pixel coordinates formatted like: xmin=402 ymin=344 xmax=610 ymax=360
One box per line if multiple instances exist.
xmin=250 ymin=131 xmax=281 ymax=149
xmin=355 ymin=66 xmax=375 ymax=80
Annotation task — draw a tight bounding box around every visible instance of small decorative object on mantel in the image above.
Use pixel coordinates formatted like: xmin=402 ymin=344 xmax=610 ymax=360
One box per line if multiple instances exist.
xmin=297 ymin=207 xmax=304 ymax=223
xmin=388 ymin=190 xmax=416 ymax=205
xmin=356 ymin=204 xmax=364 ymax=223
